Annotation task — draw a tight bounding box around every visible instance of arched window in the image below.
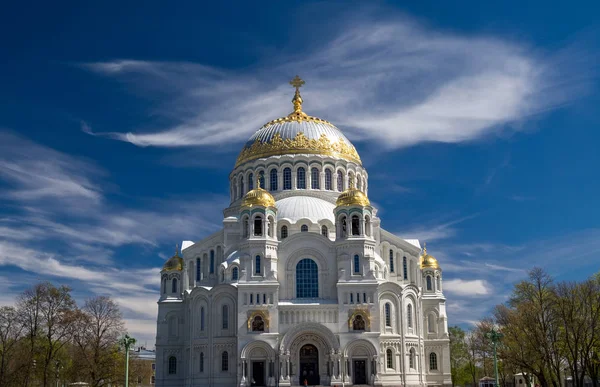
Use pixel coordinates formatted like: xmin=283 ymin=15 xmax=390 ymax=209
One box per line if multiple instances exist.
xmin=437 ymin=275 xmax=441 ymax=291
xmin=389 ymin=250 xmax=394 ymax=273
xmin=200 ymin=307 xmax=205 ymax=331
xmin=311 ymin=167 xmax=320 ymax=189
xmin=353 ymin=315 xmax=366 ymax=331
xmin=254 ymin=216 xmax=263 ymax=236
xmin=171 ymin=278 xmax=178 ymax=293
xmin=384 ymin=303 xmax=392 ymax=327
xmin=337 ymin=170 xmax=344 ymax=191
xmin=426 ymin=275 xmax=433 ymax=291
xmin=428 ymin=314 xmax=436 ymax=333
xmin=340 ymin=216 xmax=347 ymax=238
xmin=283 ymin=167 xmax=292 ymax=190
xmin=267 ymin=216 xmax=274 ymax=237
xmin=248 ymin=173 xmax=254 ymax=190
xmin=200 ymin=352 xmax=204 ymax=372
xmin=429 ymin=352 xmax=438 ymax=370
xmin=210 ymin=250 xmax=215 ymax=274
xmin=386 ymin=349 xmax=393 ymax=369
xmin=240 ymin=176 xmax=244 ymax=195
xmin=301 ymin=225 xmax=308 ymax=232
xmin=281 ymin=225 xmax=288 ymax=239
xmin=348 ymin=172 xmax=355 ymax=188
xmin=243 ymin=217 xmax=249 ymax=238
xmin=357 ymin=176 xmax=362 ymax=190
xmin=233 ymin=181 xmax=238 ymax=199
xmin=297 ymin=167 xmax=306 ymax=189
xmin=255 ymin=255 xmax=261 ymax=275
xmin=270 ymin=168 xmax=278 ymax=191
xmin=296 ymin=258 xmax=318 ymax=298
xmin=196 ymin=258 xmax=201 ymax=282
xmin=353 ymin=255 xmax=360 ymax=274
xmin=251 ymin=315 xmax=265 ymax=331
xmin=409 ymin=348 xmax=415 ymax=369
xmin=321 ymin=225 xmax=328 ymax=237
xmin=259 ymin=172 xmax=265 ymax=189
xmin=351 ymin=215 xmax=360 ymax=235
xmin=325 ymin=169 xmax=332 ymax=190
xmin=403 ymin=257 xmax=408 ymax=280
xmin=221 ymin=351 xmax=229 ymax=371
xmin=232 ymin=267 xmax=239 ymax=281
xmin=407 ymin=304 xmax=413 ymax=328
xmin=222 ymin=305 xmax=229 ymax=329
xmin=168 ymin=356 xmax=177 ymax=374
xmin=162 ymin=277 xmax=166 ymax=294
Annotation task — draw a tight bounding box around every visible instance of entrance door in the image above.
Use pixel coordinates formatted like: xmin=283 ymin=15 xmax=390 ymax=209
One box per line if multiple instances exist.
xmin=299 ymin=344 xmax=320 ymax=386
xmin=353 ymin=360 xmax=367 ymax=384
xmin=252 ymin=361 xmax=266 ymax=386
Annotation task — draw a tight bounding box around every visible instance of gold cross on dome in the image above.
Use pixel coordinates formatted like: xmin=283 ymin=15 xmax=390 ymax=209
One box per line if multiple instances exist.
xmin=289 ymin=75 xmax=305 ymax=90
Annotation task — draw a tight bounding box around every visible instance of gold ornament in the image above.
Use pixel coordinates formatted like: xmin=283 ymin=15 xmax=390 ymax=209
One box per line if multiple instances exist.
xmin=236 ymin=132 xmax=362 ymax=167
xmin=336 ymin=187 xmax=371 ymax=207
xmin=162 ymin=244 xmax=184 ymax=272
xmin=241 ymin=185 xmax=276 ymax=208
xmin=235 ymin=76 xmax=362 ymax=167
xmin=420 ymin=242 xmax=440 ymax=270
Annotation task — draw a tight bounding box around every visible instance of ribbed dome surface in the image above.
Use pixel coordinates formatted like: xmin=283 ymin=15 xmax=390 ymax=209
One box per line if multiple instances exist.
xmin=276 ymin=196 xmax=335 ymax=224
xmin=246 ymin=120 xmax=352 ymax=148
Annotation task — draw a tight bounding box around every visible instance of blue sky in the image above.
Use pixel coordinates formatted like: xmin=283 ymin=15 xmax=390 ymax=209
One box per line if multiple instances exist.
xmin=1 ymin=1 xmax=599 ymax=346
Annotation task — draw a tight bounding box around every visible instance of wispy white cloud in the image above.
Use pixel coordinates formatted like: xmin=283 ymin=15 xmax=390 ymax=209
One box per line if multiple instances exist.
xmin=81 ymin=8 xmax=591 ymax=150
xmin=0 ymin=131 xmax=227 ymax=346
xmin=444 ymin=279 xmax=490 ymax=296
xmin=395 ymin=213 xmax=479 ymax=242
xmin=0 ymin=132 xmax=104 ymax=205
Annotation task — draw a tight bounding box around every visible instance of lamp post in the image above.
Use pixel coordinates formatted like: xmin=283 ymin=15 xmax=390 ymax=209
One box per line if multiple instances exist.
xmin=486 ymin=328 xmax=503 ymax=387
xmin=119 ymin=334 xmax=137 ymax=387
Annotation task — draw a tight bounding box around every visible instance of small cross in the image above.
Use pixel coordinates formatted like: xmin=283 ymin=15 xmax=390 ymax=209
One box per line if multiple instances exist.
xmin=289 ymin=75 xmax=305 ymax=90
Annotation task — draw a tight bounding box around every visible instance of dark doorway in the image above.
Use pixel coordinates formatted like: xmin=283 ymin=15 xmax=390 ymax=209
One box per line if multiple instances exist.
xmin=299 ymin=344 xmax=320 ymax=386
xmin=252 ymin=361 xmax=265 ymax=386
xmin=353 ymin=360 xmax=367 ymax=384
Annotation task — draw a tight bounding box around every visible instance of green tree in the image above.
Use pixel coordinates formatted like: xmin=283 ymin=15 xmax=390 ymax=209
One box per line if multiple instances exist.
xmin=72 ymin=296 xmax=126 ymax=386
xmin=449 ymin=326 xmax=472 ymax=386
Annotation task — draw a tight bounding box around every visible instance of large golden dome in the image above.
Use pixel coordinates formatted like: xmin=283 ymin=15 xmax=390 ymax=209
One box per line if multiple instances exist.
xmin=162 ymin=248 xmax=184 ymax=272
xmin=336 ymin=187 xmax=371 ymax=207
xmin=241 ymin=186 xmax=276 ymax=208
xmin=420 ymin=244 xmax=440 ymax=270
xmin=235 ymin=76 xmax=361 ymax=167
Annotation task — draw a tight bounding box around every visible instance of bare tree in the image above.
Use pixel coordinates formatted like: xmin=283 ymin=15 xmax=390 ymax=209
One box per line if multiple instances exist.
xmin=73 ymin=296 xmax=125 ymax=386
xmin=0 ymin=306 xmax=26 ymax=385
xmin=17 ymin=282 xmax=46 ymax=387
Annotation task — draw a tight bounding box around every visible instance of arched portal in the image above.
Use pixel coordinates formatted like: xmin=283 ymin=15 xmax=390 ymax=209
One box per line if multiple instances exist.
xmin=299 ymin=344 xmax=319 ymax=386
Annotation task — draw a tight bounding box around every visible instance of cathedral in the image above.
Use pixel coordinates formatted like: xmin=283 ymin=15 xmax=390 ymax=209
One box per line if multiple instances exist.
xmin=155 ymin=77 xmax=452 ymax=387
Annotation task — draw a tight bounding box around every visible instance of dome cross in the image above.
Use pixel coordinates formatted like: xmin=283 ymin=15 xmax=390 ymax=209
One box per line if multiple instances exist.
xmin=289 ymin=75 xmax=306 ymax=115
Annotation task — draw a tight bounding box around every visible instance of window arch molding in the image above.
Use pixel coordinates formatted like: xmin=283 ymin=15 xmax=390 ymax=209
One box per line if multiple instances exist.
xmin=429 ymin=352 xmax=438 ymax=370
xmin=386 ymin=348 xmax=395 ymax=370
xmin=348 ymin=311 xmax=370 ymax=331
xmin=378 ymin=291 xmax=400 ymax=333
xmin=425 ymin=309 xmax=439 ymax=333
xmin=231 ymin=266 xmax=239 ymax=281
xmin=246 ymin=310 xmax=270 ymax=331
xmin=285 ymin=248 xmax=328 ymax=300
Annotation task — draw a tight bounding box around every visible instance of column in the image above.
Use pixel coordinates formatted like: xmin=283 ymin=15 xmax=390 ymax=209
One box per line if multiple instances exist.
xmin=320 ymin=171 xmax=325 ymax=191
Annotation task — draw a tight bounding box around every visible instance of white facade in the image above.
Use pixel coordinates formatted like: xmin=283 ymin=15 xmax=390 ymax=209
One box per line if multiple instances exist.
xmin=155 ymin=81 xmax=451 ymax=387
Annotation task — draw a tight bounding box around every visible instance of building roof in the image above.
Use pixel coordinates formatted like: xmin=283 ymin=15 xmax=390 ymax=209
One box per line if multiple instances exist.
xmin=276 ymin=196 xmax=335 ymax=224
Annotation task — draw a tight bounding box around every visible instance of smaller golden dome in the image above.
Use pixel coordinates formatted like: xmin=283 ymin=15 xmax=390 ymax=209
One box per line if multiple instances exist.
xmin=241 ymin=182 xmax=276 ymax=208
xmin=162 ymin=246 xmax=183 ymax=272
xmin=336 ymin=187 xmax=371 ymax=207
xmin=420 ymin=243 xmax=440 ymax=270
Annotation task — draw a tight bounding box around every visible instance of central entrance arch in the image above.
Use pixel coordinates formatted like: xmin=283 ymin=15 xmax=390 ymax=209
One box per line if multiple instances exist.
xmin=299 ymin=344 xmax=319 ymax=386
